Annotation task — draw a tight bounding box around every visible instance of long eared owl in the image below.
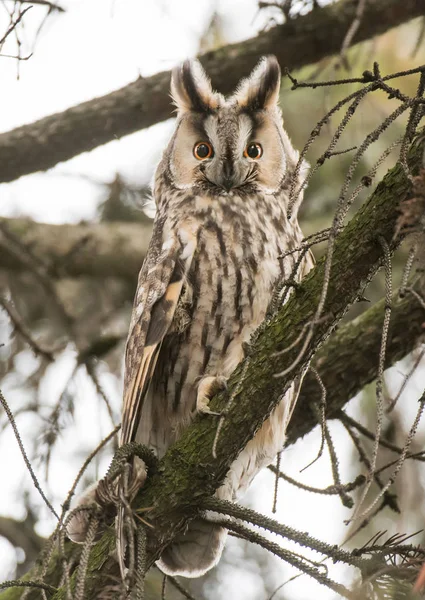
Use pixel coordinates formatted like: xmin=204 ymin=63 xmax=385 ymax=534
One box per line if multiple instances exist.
xmin=68 ymin=56 xmax=313 ymax=579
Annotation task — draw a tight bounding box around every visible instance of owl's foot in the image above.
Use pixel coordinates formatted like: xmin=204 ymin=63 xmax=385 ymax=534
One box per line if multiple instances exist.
xmin=66 ymin=482 xmax=103 ymax=543
xmin=67 ymin=446 xmax=151 ymax=545
xmin=66 ymin=476 xmax=120 ymax=544
xmin=196 ymin=376 xmax=227 ymax=416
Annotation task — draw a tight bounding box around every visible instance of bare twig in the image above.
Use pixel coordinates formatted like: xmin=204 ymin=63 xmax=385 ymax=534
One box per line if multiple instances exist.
xmin=349 ymin=236 xmax=392 ymax=523
xmin=0 ymin=387 xmax=59 ymax=520
xmin=167 ymin=576 xmax=198 ymax=600
xmin=268 ymin=464 xmax=366 ymax=496
xmin=339 ymin=412 xmax=425 ymax=461
xmin=342 ymin=421 xmax=400 ymax=519
xmin=0 ymin=295 xmax=54 ymax=361
xmin=387 ymin=346 xmax=425 ymax=413
xmin=338 ymin=0 xmax=368 ymax=70
xmin=272 ymin=451 xmax=281 ymax=513
xmin=299 ymin=367 xmax=327 ymax=471
xmin=0 ymin=4 xmax=31 ymax=47
xmin=7 ymin=0 xmax=65 ymax=11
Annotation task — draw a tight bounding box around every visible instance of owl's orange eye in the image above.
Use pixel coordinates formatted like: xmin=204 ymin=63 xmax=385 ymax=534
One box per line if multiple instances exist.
xmin=244 ymin=143 xmax=263 ymax=160
xmin=194 ymin=142 xmax=214 ymax=160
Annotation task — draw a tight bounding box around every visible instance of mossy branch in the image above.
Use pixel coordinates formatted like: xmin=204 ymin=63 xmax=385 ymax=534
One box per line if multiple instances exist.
xmin=1 ymin=134 xmax=424 ymax=599
xmin=291 ymin=271 xmax=425 ymax=444
xmin=133 ymin=135 xmax=425 ymax=572
xmin=0 ymin=0 xmax=422 ymax=183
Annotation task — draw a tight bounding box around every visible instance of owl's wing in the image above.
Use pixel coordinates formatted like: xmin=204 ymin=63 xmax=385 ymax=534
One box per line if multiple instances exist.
xmin=117 ymin=219 xmax=197 ymax=579
xmin=121 ymin=218 xmax=197 ymax=447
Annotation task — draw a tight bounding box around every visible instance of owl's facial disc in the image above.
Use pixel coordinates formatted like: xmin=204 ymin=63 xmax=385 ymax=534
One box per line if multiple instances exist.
xmin=196 ymin=110 xmax=286 ymax=194
xmin=168 ymin=110 xmax=286 ymax=194
xmin=166 ymin=56 xmax=290 ymax=194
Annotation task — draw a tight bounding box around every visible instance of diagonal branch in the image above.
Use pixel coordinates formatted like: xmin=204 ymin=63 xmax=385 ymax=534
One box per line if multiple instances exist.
xmin=1 ymin=133 xmax=424 ymax=599
xmin=0 ymin=0 xmax=422 ymax=183
xmin=290 ymin=271 xmax=425 ymax=445
xmin=133 ymin=134 xmax=425 ymax=571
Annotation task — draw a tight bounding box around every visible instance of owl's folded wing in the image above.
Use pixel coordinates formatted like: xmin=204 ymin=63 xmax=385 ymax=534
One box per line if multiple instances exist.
xmin=120 ymin=220 xmax=197 ymax=447
xmin=117 ymin=220 xmax=197 ymax=579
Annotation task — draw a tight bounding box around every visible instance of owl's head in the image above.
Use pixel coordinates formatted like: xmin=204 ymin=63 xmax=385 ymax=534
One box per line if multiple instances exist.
xmin=160 ymin=56 xmax=303 ymax=205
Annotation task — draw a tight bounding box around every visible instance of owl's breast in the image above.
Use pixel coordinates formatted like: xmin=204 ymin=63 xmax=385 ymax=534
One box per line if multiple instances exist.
xmin=169 ymin=211 xmax=285 ymax=375
xmin=143 ymin=202 xmax=304 ymax=455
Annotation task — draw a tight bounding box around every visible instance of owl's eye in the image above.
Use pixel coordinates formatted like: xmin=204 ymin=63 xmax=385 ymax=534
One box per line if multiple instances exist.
xmin=244 ymin=143 xmax=263 ymax=160
xmin=194 ymin=142 xmax=214 ymax=160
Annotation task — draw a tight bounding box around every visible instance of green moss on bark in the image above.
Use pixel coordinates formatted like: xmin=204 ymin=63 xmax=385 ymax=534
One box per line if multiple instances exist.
xmin=2 ymin=134 xmax=424 ymax=599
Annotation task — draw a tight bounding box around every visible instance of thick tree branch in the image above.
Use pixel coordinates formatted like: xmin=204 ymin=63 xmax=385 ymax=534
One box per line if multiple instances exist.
xmin=0 ymin=133 xmax=422 ymax=600
xmin=0 ymin=514 xmax=46 ymax=579
xmin=290 ymin=274 xmax=425 ymax=444
xmin=132 ymin=138 xmax=425 ymax=571
xmin=0 ymin=0 xmax=422 ymax=183
xmin=0 ymin=218 xmax=151 ymax=280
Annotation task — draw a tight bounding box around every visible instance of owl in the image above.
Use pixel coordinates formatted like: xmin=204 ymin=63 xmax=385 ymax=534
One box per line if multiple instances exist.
xmin=68 ymin=55 xmax=313 ymax=580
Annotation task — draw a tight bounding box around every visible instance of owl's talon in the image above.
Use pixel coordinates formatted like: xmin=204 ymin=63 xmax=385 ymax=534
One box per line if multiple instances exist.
xmin=198 ymin=404 xmax=222 ymax=417
xmin=197 ymin=376 xmax=227 ymax=416
xmin=66 ymin=482 xmax=102 ymax=543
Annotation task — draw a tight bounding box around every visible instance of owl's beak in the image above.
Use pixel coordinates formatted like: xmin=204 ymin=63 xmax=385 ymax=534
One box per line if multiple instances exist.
xmin=222 ymin=177 xmax=234 ymax=191
xmin=220 ymin=161 xmax=237 ymax=191
xmin=206 ymin=158 xmax=247 ymax=192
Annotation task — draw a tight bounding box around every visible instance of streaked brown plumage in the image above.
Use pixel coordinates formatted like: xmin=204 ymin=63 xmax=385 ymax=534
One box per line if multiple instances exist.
xmin=120 ymin=56 xmax=313 ymax=577
xmin=67 ymin=56 xmax=313 ymax=580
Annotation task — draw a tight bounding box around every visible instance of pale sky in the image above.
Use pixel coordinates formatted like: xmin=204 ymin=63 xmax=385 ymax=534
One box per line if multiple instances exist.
xmin=0 ymin=0 xmax=269 ymax=223
xmin=1 ymin=2 xmax=424 ymax=599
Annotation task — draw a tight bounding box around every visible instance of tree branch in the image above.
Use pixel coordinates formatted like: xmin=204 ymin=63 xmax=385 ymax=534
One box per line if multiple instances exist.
xmin=0 ymin=0 xmax=422 ymax=183
xmin=290 ymin=273 xmax=425 ymax=444
xmin=76 ymin=134 xmax=425 ymax=596
xmin=11 ymin=1 xmax=65 ymax=12
xmin=0 ymin=218 xmax=151 ymax=281
xmin=0 ymin=132 xmax=422 ymax=600
xmin=0 ymin=516 xmax=44 ymax=574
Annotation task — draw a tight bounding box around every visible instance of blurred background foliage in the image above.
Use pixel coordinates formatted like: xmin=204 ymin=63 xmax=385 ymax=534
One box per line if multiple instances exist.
xmin=1 ymin=2 xmax=425 ymax=599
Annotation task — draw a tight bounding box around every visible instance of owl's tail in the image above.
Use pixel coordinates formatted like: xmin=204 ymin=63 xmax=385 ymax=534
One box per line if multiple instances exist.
xmin=156 ymin=518 xmax=227 ymax=578
xmin=156 ymin=383 xmax=302 ymax=578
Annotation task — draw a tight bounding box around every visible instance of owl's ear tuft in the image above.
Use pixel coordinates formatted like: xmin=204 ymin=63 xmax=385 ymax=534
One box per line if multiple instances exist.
xmin=171 ymin=60 xmax=219 ymax=114
xmin=233 ymin=56 xmax=281 ymax=111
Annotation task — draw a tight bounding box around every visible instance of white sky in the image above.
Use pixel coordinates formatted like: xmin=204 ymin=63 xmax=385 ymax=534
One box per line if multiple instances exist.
xmin=0 ymin=2 xmax=424 ymax=599
xmin=0 ymin=0 xmax=269 ymax=223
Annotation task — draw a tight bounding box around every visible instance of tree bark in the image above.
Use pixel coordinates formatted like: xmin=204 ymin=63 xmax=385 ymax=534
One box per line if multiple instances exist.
xmin=291 ymin=275 xmax=425 ymax=444
xmin=0 ymin=218 xmax=151 ymax=281
xmin=0 ymin=517 xmax=44 ymax=576
xmin=0 ymin=0 xmax=422 ymax=183
xmin=1 ymin=132 xmax=423 ymax=599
